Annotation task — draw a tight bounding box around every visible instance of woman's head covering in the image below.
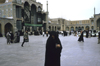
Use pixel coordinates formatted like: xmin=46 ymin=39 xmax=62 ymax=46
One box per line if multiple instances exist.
xmin=49 ymin=31 xmax=58 ymax=39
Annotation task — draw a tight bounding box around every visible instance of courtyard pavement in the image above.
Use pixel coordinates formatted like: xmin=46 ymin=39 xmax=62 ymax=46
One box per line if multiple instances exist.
xmin=0 ymin=34 xmax=100 ymax=66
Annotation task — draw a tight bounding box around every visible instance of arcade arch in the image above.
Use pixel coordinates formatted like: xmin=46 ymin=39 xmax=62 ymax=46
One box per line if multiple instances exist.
xmin=24 ymin=2 xmax=30 ymax=23
xmin=66 ymin=27 xmax=69 ymax=31
xmin=85 ymin=26 xmax=89 ymax=30
xmin=71 ymin=26 xmax=74 ymax=31
xmin=5 ymin=23 xmax=13 ymax=34
xmin=31 ymin=4 xmax=37 ymax=24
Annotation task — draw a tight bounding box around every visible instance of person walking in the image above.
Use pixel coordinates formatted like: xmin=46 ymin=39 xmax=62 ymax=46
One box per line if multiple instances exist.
xmin=43 ymin=31 xmax=45 ymax=37
xmin=21 ymin=30 xmax=29 ymax=47
xmin=6 ymin=32 xmax=11 ymax=44
xmin=89 ymin=30 xmax=91 ymax=38
xmin=17 ymin=31 xmax=20 ymax=42
xmin=10 ymin=31 xmax=14 ymax=43
xmin=44 ymin=31 xmax=62 ymax=66
xmin=13 ymin=31 xmax=18 ymax=43
xmin=78 ymin=30 xmax=84 ymax=42
xmin=46 ymin=31 xmax=48 ymax=37
xmin=98 ymin=30 xmax=100 ymax=44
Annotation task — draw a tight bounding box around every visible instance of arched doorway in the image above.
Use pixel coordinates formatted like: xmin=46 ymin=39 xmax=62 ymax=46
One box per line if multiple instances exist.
xmin=57 ymin=27 xmax=60 ymax=31
xmin=75 ymin=27 xmax=78 ymax=31
xmin=71 ymin=27 xmax=74 ymax=31
xmin=78 ymin=27 xmax=81 ymax=31
xmin=97 ymin=18 xmax=100 ymax=30
xmin=85 ymin=26 xmax=89 ymax=30
xmin=31 ymin=4 xmax=37 ymax=30
xmin=66 ymin=27 xmax=69 ymax=31
xmin=82 ymin=26 xmax=84 ymax=30
xmin=49 ymin=26 xmax=51 ymax=31
xmin=24 ymin=2 xmax=30 ymax=23
xmin=5 ymin=23 xmax=13 ymax=34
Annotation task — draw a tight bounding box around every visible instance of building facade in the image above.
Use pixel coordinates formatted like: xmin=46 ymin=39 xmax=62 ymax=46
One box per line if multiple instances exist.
xmin=0 ymin=0 xmax=47 ymax=36
xmin=48 ymin=14 xmax=100 ymax=32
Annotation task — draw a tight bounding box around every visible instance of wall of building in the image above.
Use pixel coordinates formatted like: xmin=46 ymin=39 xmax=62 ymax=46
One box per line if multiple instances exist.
xmin=0 ymin=18 xmax=14 ymax=36
xmin=48 ymin=17 xmax=100 ymax=31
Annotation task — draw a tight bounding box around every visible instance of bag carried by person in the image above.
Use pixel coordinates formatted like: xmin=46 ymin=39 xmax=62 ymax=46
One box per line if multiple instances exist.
xmin=24 ymin=38 xmax=29 ymax=42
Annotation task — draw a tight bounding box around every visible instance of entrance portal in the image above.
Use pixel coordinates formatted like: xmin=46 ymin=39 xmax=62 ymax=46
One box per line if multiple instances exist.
xmin=5 ymin=23 xmax=13 ymax=34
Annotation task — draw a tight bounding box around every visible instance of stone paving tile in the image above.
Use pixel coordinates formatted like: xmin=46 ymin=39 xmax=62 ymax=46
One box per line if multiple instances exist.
xmin=0 ymin=34 xmax=100 ymax=66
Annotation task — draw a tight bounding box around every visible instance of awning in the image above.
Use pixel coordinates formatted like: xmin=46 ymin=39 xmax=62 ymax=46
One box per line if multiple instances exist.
xmin=25 ymin=23 xmax=42 ymax=27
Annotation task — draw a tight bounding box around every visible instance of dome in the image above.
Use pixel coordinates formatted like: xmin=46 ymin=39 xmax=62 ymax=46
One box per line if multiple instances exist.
xmin=0 ymin=0 xmax=6 ymax=4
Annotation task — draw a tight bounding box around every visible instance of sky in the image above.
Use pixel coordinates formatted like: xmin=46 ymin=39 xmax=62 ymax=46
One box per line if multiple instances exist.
xmin=37 ymin=0 xmax=100 ymax=21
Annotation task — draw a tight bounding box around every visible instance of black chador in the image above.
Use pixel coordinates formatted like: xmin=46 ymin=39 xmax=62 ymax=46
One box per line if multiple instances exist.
xmin=86 ymin=31 xmax=89 ymax=38
xmin=78 ymin=31 xmax=84 ymax=42
xmin=44 ymin=31 xmax=62 ymax=66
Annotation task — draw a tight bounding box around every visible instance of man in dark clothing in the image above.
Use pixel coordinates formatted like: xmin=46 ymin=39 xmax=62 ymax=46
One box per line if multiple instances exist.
xmin=10 ymin=31 xmax=14 ymax=43
xmin=17 ymin=31 xmax=20 ymax=42
xmin=44 ymin=31 xmax=62 ymax=66
xmin=21 ymin=30 xmax=29 ymax=47
xmin=78 ymin=31 xmax=84 ymax=42
xmin=13 ymin=31 xmax=18 ymax=43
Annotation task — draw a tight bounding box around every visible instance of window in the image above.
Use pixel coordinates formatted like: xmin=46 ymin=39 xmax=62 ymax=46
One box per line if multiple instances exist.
xmin=38 ymin=7 xmax=41 ymax=12
xmin=38 ymin=18 xmax=41 ymax=22
xmin=58 ymin=20 xmax=60 ymax=24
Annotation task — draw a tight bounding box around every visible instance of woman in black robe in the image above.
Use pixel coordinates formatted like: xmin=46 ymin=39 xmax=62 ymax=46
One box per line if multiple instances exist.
xmin=44 ymin=31 xmax=62 ymax=66
xmin=86 ymin=30 xmax=89 ymax=38
xmin=78 ymin=31 xmax=84 ymax=42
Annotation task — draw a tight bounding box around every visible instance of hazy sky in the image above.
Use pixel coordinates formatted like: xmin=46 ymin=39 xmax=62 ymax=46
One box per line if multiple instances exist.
xmin=37 ymin=0 xmax=100 ymax=20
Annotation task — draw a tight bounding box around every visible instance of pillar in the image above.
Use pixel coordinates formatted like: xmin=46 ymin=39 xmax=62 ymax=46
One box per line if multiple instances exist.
xmin=56 ymin=26 xmax=58 ymax=31
xmin=51 ymin=26 xmax=52 ymax=31
xmin=1 ymin=23 xmax=4 ymax=36
xmin=30 ymin=27 xmax=32 ymax=32
xmin=13 ymin=4 xmax=17 ymax=32
xmin=74 ymin=26 xmax=75 ymax=31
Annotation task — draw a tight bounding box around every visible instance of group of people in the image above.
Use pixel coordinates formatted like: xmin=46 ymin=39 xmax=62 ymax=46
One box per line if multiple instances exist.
xmin=42 ymin=31 xmax=49 ymax=37
xmin=6 ymin=31 xmax=20 ymax=44
xmin=5 ymin=29 xmax=100 ymax=66
xmin=78 ymin=30 xmax=100 ymax=44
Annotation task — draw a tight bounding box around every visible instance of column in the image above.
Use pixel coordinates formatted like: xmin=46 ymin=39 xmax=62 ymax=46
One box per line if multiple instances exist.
xmin=1 ymin=23 xmax=4 ymax=37
xmin=74 ymin=26 xmax=75 ymax=31
xmin=61 ymin=25 xmax=62 ymax=31
xmin=84 ymin=26 xmax=86 ymax=30
xmin=69 ymin=26 xmax=71 ymax=31
xmin=51 ymin=26 xmax=52 ymax=31
xmin=56 ymin=26 xmax=58 ymax=31
xmin=37 ymin=27 xmax=39 ymax=31
xmin=42 ymin=27 xmax=43 ymax=34
xmin=13 ymin=4 xmax=17 ymax=32
xmin=30 ymin=27 xmax=32 ymax=32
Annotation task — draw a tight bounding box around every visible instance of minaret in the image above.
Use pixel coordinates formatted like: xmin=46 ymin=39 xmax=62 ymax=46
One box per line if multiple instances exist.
xmin=46 ymin=0 xmax=48 ymax=31
xmin=94 ymin=7 xmax=95 ymax=15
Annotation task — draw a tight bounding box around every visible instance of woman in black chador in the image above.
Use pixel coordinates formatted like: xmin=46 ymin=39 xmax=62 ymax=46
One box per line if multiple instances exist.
xmin=78 ymin=31 xmax=84 ymax=42
xmin=44 ymin=31 xmax=62 ymax=66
